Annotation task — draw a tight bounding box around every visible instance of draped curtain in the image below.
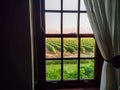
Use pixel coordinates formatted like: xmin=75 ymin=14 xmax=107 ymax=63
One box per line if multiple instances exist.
xmin=84 ymin=0 xmax=120 ymax=90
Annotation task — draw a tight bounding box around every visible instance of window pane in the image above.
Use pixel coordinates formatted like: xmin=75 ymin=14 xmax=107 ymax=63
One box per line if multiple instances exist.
xmin=80 ymin=38 xmax=95 ymax=57
xmin=80 ymin=59 xmax=94 ymax=79
xmin=63 ymin=38 xmax=78 ymax=58
xmin=80 ymin=0 xmax=86 ymax=11
xmin=46 ymin=38 xmax=61 ymax=58
xmin=80 ymin=13 xmax=93 ymax=34
xmin=63 ymin=13 xmax=77 ymax=34
xmin=63 ymin=60 xmax=78 ymax=80
xmin=45 ymin=0 xmax=60 ymax=10
xmin=63 ymin=0 xmax=78 ymax=10
xmin=46 ymin=60 xmax=61 ymax=81
xmin=45 ymin=13 xmax=60 ymax=34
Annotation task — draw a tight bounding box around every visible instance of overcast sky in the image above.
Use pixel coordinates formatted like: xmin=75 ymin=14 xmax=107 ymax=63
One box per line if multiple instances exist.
xmin=45 ymin=0 xmax=93 ymax=34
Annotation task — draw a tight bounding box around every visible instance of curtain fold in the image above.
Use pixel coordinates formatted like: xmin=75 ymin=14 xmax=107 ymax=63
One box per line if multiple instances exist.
xmin=84 ymin=0 xmax=120 ymax=90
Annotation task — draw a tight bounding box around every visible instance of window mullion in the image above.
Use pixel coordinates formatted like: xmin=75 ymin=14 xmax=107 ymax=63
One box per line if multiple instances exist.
xmin=77 ymin=0 xmax=80 ymax=81
xmin=61 ymin=0 xmax=63 ymax=81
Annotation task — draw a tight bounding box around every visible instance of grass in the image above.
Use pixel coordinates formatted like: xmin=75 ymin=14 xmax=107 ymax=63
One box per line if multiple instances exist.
xmin=46 ymin=60 xmax=94 ymax=81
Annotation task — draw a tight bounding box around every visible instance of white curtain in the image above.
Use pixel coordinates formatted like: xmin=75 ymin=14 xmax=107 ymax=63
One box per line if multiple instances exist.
xmin=84 ymin=0 xmax=120 ymax=90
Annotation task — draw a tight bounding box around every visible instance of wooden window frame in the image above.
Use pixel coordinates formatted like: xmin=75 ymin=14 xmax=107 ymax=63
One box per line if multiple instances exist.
xmin=33 ymin=0 xmax=103 ymax=89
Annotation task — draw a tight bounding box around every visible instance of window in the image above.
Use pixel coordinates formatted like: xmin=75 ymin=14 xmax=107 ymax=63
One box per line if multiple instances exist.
xmin=36 ymin=0 xmax=103 ymax=89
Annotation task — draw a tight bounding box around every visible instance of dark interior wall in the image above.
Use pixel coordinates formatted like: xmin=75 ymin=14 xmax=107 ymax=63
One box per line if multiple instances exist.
xmin=1 ymin=0 xmax=32 ymax=90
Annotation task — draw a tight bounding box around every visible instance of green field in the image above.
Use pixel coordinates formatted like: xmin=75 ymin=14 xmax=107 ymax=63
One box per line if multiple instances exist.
xmin=46 ymin=60 xmax=94 ymax=80
xmin=46 ymin=38 xmax=95 ymax=80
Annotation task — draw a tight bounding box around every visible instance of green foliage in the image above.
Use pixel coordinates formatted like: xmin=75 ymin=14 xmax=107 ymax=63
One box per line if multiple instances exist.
xmin=80 ymin=60 xmax=90 ymax=64
xmin=46 ymin=60 xmax=94 ymax=80
xmin=46 ymin=60 xmax=61 ymax=65
xmin=64 ymin=38 xmax=78 ymax=50
xmin=84 ymin=46 xmax=93 ymax=52
xmin=49 ymin=43 xmax=61 ymax=51
xmin=80 ymin=66 xmax=93 ymax=79
xmin=46 ymin=43 xmax=56 ymax=54
xmin=63 ymin=69 xmax=77 ymax=80
xmin=46 ymin=60 xmax=61 ymax=80
xmin=80 ymin=47 xmax=86 ymax=53
xmin=80 ymin=61 xmax=94 ymax=79
xmin=63 ymin=60 xmax=77 ymax=64
xmin=46 ymin=68 xmax=61 ymax=80
xmin=81 ymin=38 xmax=95 ymax=53
xmin=64 ymin=45 xmax=75 ymax=53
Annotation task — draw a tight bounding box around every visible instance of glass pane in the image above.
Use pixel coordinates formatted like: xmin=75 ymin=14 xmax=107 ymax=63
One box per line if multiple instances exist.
xmin=80 ymin=0 xmax=86 ymax=11
xmin=45 ymin=0 xmax=60 ymax=10
xmin=80 ymin=38 xmax=95 ymax=57
xmin=46 ymin=38 xmax=61 ymax=58
xmin=80 ymin=59 xmax=94 ymax=79
xmin=46 ymin=60 xmax=61 ymax=81
xmin=45 ymin=13 xmax=60 ymax=34
xmin=80 ymin=13 xmax=93 ymax=34
xmin=63 ymin=60 xmax=78 ymax=80
xmin=63 ymin=13 xmax=77 ymax=34
xmin=63 ymin=0 xmax=78 ymax=10
xmin=63 ymin=38 xmax=78 ymax=58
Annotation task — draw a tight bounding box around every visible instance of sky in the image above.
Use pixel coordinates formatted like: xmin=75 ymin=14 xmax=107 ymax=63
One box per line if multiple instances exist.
xmin=45 ymin=0 xmax=93 ymax=34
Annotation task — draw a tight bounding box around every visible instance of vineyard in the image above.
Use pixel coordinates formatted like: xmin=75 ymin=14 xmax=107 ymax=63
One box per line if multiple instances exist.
xmin=45 ymin=38 xmax=95 ymax=80
xmin=46 ymin=38 xmax=95 ymax=58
